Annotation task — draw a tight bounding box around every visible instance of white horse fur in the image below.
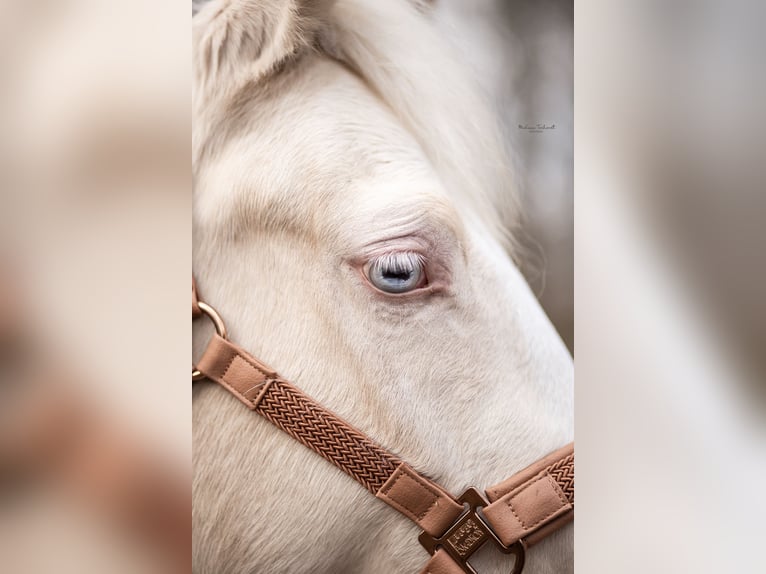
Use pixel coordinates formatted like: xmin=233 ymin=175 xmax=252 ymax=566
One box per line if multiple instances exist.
xmin=192 ymin=1 xmax=573 ymax=573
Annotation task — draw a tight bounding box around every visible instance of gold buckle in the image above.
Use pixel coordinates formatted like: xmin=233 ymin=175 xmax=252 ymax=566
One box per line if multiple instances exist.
xmin=192 ymin=301 xmax=227 ymax=381
xmin=418 ymin=488 xmax=526 ymax=574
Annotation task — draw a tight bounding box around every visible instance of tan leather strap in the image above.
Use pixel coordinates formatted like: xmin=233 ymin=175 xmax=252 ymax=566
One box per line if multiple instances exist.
xmin=377 ymin=462 xmax=464 ymax=536
xmin=198 ymin=334 xmax=401 ymax=492
xmin=482 ymin=444 xmax=574 ymax=548
xmin=196 ymin=334 xmax=464 ymax=534
xmin=193 ymin=284 xmax=573 ymax=571
xmin=420 ymin=549 xmax=466 ymax=574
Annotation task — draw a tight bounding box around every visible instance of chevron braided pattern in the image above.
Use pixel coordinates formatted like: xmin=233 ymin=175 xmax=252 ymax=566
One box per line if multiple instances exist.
xmin=548 ymin=452 xmax=574 ymax=502
xmin=256 ymin=380 xmax=402 ymax=493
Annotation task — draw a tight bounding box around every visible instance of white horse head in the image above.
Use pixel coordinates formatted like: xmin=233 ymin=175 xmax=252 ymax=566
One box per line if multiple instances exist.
xmin=192 ymin=1 xmax=573 ymax=573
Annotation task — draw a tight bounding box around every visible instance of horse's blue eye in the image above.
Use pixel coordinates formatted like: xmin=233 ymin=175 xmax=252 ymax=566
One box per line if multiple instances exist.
xmin=367 ymin=253 xmax=424 ymax=294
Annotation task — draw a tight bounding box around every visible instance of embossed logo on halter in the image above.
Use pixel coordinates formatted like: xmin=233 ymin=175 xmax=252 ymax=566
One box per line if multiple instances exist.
xmin=447 ymin=517 xmax=487 ymax=558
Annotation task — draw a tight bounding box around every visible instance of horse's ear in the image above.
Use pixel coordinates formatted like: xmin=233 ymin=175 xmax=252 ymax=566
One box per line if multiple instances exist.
xmin=193 ymin=0 xmax=332 ymax=91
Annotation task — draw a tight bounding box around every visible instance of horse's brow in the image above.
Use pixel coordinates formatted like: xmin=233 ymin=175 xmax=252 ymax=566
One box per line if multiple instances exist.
xmin=335 ymin=196 xmax=465 ymax=247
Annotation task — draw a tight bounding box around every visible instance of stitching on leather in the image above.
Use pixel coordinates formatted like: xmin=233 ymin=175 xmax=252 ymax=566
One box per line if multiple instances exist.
xmin=381 ymin=467 xmax=440 ymax=520
xmin=506 ymin=473 xmax=570 ymax=531
xmin=401 ymin=466 xmax=446 ymax=502
xmin=228 ymin=349 xmax=269 ymax=379
xmin=219 ymin=352 xmax=238 ymax=380
xmin=383 ymin=465 xmax=441 ymax=498
xmin=502 ymin=469 xmax=547 ymax=528
xmin=506 ymin=494 xmax=527 ymax=529
xmin=222 ymin=354 xmax=269 ymax=399
xmin=218 ymin=353 xmax=248 ymax=401
xmin=209 ymin=342 xmax=268 ymax=386
xmin=488 ymin=447 xmax=574 ymax=501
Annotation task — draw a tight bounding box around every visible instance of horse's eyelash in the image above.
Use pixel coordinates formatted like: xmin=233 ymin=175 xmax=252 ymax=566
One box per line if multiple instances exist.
xmin=372 ymin=252 xmax=425 ymax=273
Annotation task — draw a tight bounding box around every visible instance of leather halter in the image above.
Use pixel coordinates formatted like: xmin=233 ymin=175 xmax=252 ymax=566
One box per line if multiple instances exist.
xmin=193 ymin=279 xmax=574 ymax=573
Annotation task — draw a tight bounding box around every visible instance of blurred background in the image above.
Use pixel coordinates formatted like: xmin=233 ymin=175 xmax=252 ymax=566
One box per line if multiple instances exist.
xmin=437 ymin=0 xmax=574 ymax=352
xmin=0 ymin=0 xmax=764 ymax=573
xmin=575 ymin=0 xmax=766 ymax=572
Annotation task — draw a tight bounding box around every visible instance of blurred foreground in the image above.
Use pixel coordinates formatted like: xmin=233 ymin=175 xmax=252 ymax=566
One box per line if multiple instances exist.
xmin=0 ymin=1 xmax=188 ymax=572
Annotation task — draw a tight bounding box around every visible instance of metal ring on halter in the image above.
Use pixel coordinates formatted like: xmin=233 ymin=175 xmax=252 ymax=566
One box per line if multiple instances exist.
xmin=192 ymin=301 xmax=228 ymax=381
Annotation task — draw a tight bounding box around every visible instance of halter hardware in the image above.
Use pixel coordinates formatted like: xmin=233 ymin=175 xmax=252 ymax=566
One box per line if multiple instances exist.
xmin=192 ymin=301 xmax=227 ymax=381
xmin=418 ymin=487 xmax=525 ymax=574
